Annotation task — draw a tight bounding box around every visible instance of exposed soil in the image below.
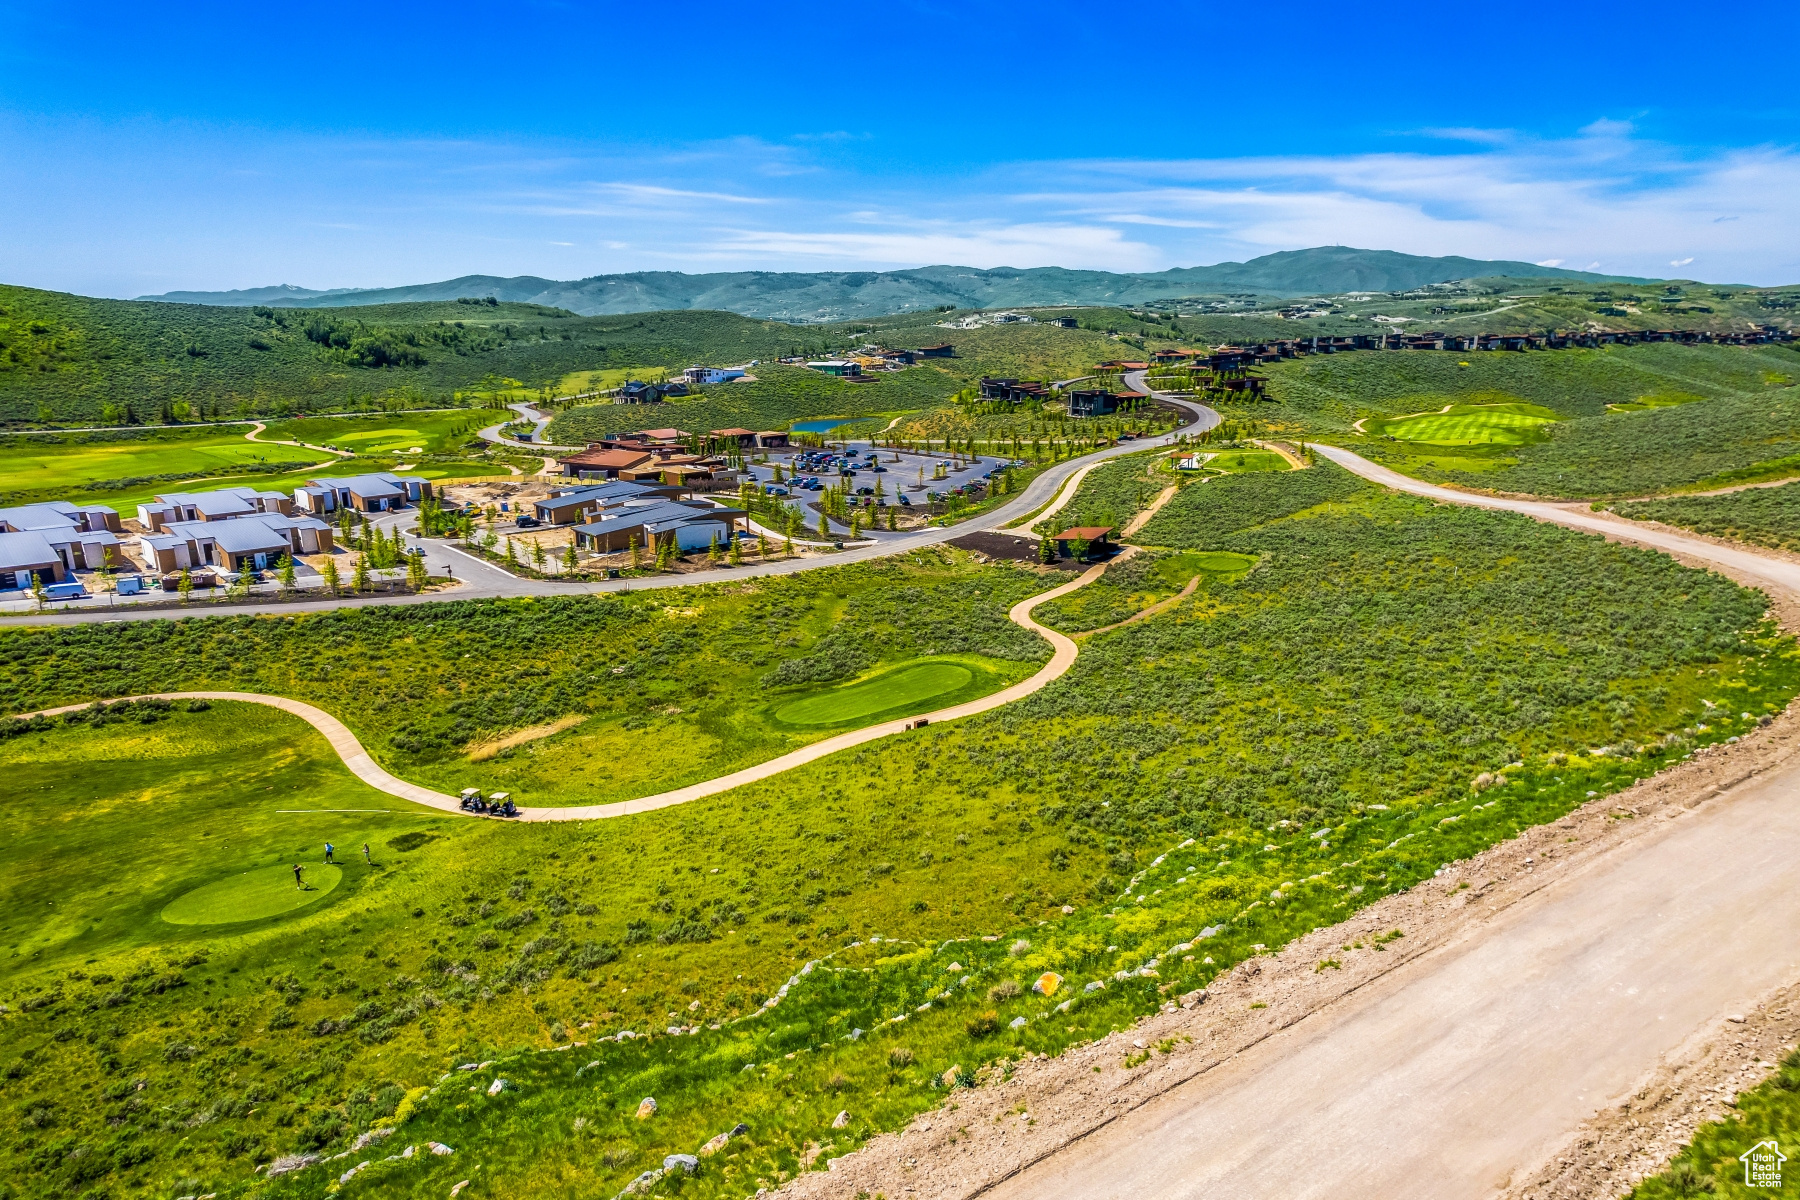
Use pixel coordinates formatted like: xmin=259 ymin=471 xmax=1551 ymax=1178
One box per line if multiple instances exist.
xmin=780 ymin=706 xmax=1800 ymax=1200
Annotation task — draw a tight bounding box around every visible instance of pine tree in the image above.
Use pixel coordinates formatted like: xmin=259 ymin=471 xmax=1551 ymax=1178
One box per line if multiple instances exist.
xmin=628 ymin=534 xmax=642 ymax=571
xmin=506 ymin=537 xmax=520 ymax=566
xmin=353 ymin=554 xmax=370 ymax=592
xmin=563 ymin=540 xmax=579 ymax=573
xmin=321 ymin=556 xmax=341 ymax=595
xmin=277 ymin=553 xmax=296 ymax=594
xmin=531 ymin=539 xmax=546 ymax=570
xmin=728 ymin=535 xmax=742 ymax=566
xmin=406 ymin=551 xmax=428 ymax=592
xmin=887 ymin=505 xmax=897 ymax=531
xmin=817 ymin=510 xmax=830 ymax=540
xmin=708 ymin=533 xmax=722 ymax=565
xmin=177 ymin=568 xmax=193 ymax=603
xmin=757 ymin=532 xmax=769 ymax=559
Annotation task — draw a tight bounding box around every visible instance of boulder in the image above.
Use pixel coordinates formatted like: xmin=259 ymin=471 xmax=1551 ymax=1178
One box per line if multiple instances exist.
xmin=1009 ymin=1016 xmax=1028 ymax=1030
xmin=699 ymin=1133 xmax=731 ymax=1157
xmin=339 ymin=1161 xmax=371 ymax=1184
xmin=1084 ymin=980 xmax=1105 ymax=993
xmin=450 ymin=1181 xmax=471 ymax=1198
xmin=427 ymin=1142 xmax=455 ymax=1156
xmin=664 ymin=1153 xmax=699 ymax=1175
xmin=730 ymin=1123 xmax=750 ymax=1137
xmin=1031 ymin=972 xmax=1063 ymax=996
xmin=352 ymin=1128 xmax=394 ymax=1151
xmin=832 ymin=1110 xmax=851 ymax=1129
xmin=636 ymin=1096 xmax=658 ymax=1119
xmin=486 ymin=1078 xmax=508 ymax=1096
xmin=264 ymin=1153 xmax=321 ymax=1177
xmin=941 ymin=1065 xmax=963 ymax=1087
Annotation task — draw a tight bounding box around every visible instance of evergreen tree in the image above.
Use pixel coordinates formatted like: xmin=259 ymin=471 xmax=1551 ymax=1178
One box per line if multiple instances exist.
xmin=757 ymin=532 xmax=769 ymax=559
xmin=728 ymin=535 xmax=743 ymax=566
xmin=321 ymin=555 xmax=341 ymax=595
xmin=563 ymin=541 xmax=579 ymax=573
xmin=406 ymin=551 xmax=428 ymax=592
xmin=276 ymin=553 xmax=296 ymax=594
xmin=353 ymin=554 xmax=370 ymax=592
xmin=177 ymin=568 xmax=193 ymax=603
xmin=817 ymin=510 xmax=830 ymax=540
xmin=628 ymin=534 xmax=642 ymax=571
xmin=530 ymin=538 xmax=546 ymax=570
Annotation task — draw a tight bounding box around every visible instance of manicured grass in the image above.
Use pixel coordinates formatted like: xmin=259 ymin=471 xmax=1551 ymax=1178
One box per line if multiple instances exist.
xmin=161 ymin=862 xmax=344 ymax=925
xmin=1368 ymin=401 xmax=1561 ymax=445
xmin=0 ymin=427 xmax=319 ymax=500
xmin=1607 ymin=390 xmax=1705 ymax=412
xmin=53 ymin=455 xmax=499 ymax=520
xmin=260 ymin=411 xmax=489 ymax=456
xmin=772 ymin=659 xmax=975 ymax=727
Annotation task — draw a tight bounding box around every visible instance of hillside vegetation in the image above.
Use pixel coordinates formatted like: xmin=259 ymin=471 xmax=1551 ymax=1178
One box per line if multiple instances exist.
xmin=2 ymin=466 xmax=1793 ymax=1200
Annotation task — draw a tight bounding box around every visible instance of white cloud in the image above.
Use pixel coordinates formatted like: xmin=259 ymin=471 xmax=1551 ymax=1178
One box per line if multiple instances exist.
xmin=1536 ymin=258 xmax=1565 ymax=267
xmin=1671 ymin=256 xmax=1694 ymax=266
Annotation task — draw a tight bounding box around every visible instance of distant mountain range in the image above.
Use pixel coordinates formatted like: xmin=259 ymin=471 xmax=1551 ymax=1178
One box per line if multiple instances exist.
xmin=141 ymin=246 xmax=1654 ymax=323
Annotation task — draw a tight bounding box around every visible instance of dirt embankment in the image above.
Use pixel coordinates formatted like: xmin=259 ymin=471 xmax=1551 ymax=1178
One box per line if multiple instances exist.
xmin=781 ymin=708 xmax=1800 ymax=1200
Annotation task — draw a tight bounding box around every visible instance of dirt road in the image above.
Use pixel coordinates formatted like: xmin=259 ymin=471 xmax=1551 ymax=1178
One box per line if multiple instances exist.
xmin=788 ymin=442 xmax=1800 ymax=1200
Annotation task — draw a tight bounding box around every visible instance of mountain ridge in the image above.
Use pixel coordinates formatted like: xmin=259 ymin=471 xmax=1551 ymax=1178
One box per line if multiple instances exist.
xmin=139 ymin=247 xmax=1658 ymax=323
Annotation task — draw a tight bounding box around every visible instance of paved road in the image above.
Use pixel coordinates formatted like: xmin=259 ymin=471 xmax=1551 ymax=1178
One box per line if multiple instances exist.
xmin=975 ymin=441 xmax=1800 ymax=1200
xmin=3 ymin=395 xmax=1216 ymax=627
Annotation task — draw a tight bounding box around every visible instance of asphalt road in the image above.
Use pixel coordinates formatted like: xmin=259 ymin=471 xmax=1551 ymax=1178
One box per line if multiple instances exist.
xmin=3 ymin=393 xmax=1215 ymax=627
xmin=977 ymin=442 xmax=1800 ymax=1200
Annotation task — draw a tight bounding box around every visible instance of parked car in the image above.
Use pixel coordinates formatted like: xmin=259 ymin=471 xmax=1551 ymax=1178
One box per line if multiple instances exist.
xmin=515 ymin=514 xmax=541 ymax=527
xmin=898 ymin=495 xmax=912 ymax=506
xmin=44 ymin=581 xmax=87 ymax=601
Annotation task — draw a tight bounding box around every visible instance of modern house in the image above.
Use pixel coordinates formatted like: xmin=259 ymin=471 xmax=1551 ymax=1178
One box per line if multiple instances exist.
xmin=754 ymin=431 xmax=790 ymax=448
xmin=683 ymin=365 xmax=748 ymax=384
xmin=570 ymin=498 xmax=748 ymax=553
xmin=917 ymin=344 xmax=955 ymax=358
xmin=293 ymin=473 xmax=433 ymax=515
xmin=0 ymin=501 xmax=127 ymax=584
xmin=1047 ymin=317 xmax=1079 ymax=329
xmin=617 ymin=380 xmax=688 ymax=403
xmin=0 ymin=531 xmax=67 ymax=590
xmin=556 ymin=445 xmax=656 ymax=479
xmin=138 ymin=487 xmax=292 ymax=531
xmin=532 ymin=480 xmax=687 ymax=526
xmin=1068 ymin=389 xmax=1144 ymax=418
xmin=978 ymin=377 xmax=1052 ymax=404
xmin=135 ymin=512 xmax=335 ymax=574
xmin=807 ymin=360 xmax=861 ymax=377
xmin=709 ymin=427 xmax=758 ymax=447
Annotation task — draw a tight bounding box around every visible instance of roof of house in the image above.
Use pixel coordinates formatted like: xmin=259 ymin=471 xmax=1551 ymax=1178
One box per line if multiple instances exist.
xmin=0 ymin=503 xmax=84 ymax=534
xmin=1055 ymin=526 xmax=1115 ymax=540
xmin=0 ymin=529 xmax=62 ymax=571
xmin=536 ymin=481 xmax=667 ymax=510
xmin=152 ymin=490 xmax=259 ymax=518
xmin=637 ymin=428 xmax=689 ymax=440
xmin=312 ymin=473 xmax=423 ymax=498
xmin=147 ymin=513 xmax=329 ymax=555
xmin=558 ymin=447 xmax=654 ymax=469
xmin=710 ymin=427 xmax=756 ymax=436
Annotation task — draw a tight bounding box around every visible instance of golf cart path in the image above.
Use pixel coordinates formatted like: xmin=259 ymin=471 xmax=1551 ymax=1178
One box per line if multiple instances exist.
xmin=907 ymin=444 xmax=1800 ymax=1200
xmin=8 ymin=554 xmax=1120 ymax=822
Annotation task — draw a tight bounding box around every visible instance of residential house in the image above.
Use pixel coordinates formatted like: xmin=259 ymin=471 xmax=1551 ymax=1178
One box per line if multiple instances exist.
xmin=683 ymin=365 xmax=748 ymax=384
xmin=709 ymin=427 xmax=758 ymax=447
xmin=0 ymin=531 xmax=66 ymax=590
xmin=878 ymin=348 xmax=918 ymax=365
xmin=556 ymin=444 xmax=656 ymax=479
xmin=532 ymin=480 xmax=686 ymax=526
xmin=570 ymin=498 xmax=748 ymax=553
xmin=754 ymin=431 xmax=791 ymax=449
xmin=807 ymin=359 xmax=861 ymax=377
xmin=0 ymin=501 xmax=126 ymax=581
xmin=136 ymin=512 xmax=335 ymax=574
xmin=617 ymin=380 xmax=687 ymax=403
xmin=978 ymin=377 xmax=1052 ymax=404
xmin=293 ymin=473 xmax=433 ymax=515
xmin=138 ymin=487 xmax=292 ymax=531
xmin=917 ymin=343 xmax=955 ymax=358
xmin=1068 ymin=389 xmax=1143 ymax=418
xmin=1047 ymin=317 xmax=1079 ymax=328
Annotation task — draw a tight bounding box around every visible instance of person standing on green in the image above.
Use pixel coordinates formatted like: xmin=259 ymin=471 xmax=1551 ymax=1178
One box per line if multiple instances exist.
xmin=293 ymin=863 xmax=304 ymax=889
xmin=361 ymin=843 xmax=371 ymax=865
xmin=324 ymin=842 xmax=335 ymax=864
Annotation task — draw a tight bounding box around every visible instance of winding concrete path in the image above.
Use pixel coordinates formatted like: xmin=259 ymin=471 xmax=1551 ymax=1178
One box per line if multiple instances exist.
xmin=10 ymin=555 xmax=1119 ymax=822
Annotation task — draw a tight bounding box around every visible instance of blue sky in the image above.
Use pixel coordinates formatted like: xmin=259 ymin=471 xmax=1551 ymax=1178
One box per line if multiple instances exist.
xmin=3 ymin=0 xmax=1797 ymax=297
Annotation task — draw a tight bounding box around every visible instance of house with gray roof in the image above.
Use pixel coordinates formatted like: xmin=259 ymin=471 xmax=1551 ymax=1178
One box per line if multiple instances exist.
xmin=570 ymin=499 xmax=746 ymax=553
xmin=138 ymin=486 xmax=293 ymax=531
xmin=293 ymin=473 xmax=433 ymax=515
xmin=0 ymin=501 xmax=126 ymax=584
xmin=135 ymin=513 xmax=335 ymax=575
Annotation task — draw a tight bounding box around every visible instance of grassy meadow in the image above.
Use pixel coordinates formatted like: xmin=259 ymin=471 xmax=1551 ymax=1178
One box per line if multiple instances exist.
xmin=259 ymin=412 xmax=490 ymax=457
xmin=0 ymin=427 xmax=320 ymax=505
xmin=1628 ymin=1049 xmax=1800 ymax=1199
xmin=3 ymin=462 xmax=1796 ymax=1200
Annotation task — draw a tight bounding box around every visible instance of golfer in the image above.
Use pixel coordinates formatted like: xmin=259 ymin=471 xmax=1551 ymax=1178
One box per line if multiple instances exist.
xmin=324 ymin=842 xmax=335 ymax=863
xmin=362 ymin=843 xmax=371 ymax=864
xmin=292 ymin=863 xmax=304 ymax=889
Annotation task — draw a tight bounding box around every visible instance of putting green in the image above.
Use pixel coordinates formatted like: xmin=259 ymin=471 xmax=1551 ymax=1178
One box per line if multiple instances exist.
xmin=161 ymin=862 xmax=343 ymax=925
xmin=1374 ymin=402 xmax=1560 ymax=446
xmin=1155 ymin=551 xmax=1256 ymax=588
xmin=774 ymin=662 xmax=974 ymax=727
